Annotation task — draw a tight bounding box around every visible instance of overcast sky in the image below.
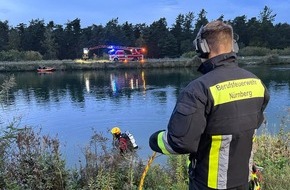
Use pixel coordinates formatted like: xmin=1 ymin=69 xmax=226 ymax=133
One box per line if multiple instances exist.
xmin=1 ymin=0 xmax=290 ymax=28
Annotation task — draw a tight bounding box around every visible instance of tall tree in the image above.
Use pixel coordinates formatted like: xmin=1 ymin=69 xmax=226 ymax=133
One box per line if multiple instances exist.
xmin=103 ymin=18 xmax=126 ymax=45
xmin=7 ymin=28 xmax=21 ymax=50
xmin=273 ymin=23 xmax=290 ymax=48
xmin=16 ymin=23 xmax=27 ymax=51
xmin=144 ymin=18 xmax=170 ymax=58
xmin=217 ymin=14 xmax=225 ymax=21
xmin=85 ymin=24 xmax=104 ymax=47
xmin=41 ymin=23 xmax=58 ymax=60
xmin=22 ymin=19 xmax=46 ymax=54
xmin=259 ymin=6 xmax=276 ymax=23
xmin=171 ymin=14 xmax=185 ymax=55
xmin=171 ymin=12 xmax=195 ymax=56
xmin=122 ymin=22 xmax=135 ymax=46
xmin=158 ymin=32 xmax=178 ymax=58
xmin=181 ymin=12 xmax=195 ymax=54
xmin=64 ymin=18 xmax=82 ymax=59
xmin=183 ymin=12 xmax=194 ymax=39
xmin=134 ymin=23 xmax=147 ymax=48
xmin=259 ymin=6 xmax=276 ymax=48
xmin=194 ymin=9 xmax=209 ymax=36
xmin=230 ymin=15 xmax=248 ymax=47
xmin=52 ymin=24 xmax=66 ymax=59
xmin=0 ymin=20 xmax=9 ymax=51
xmin=247 ymin=17 xmax=263 ymax=46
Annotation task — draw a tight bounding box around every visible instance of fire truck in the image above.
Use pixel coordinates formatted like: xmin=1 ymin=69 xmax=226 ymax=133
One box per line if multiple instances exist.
xmin=82 ymin=45 xmax=145 ymax=62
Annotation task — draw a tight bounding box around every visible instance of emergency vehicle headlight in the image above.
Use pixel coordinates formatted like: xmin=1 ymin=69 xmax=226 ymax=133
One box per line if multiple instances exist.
xmin=83 ymin=48 xmax=89 ymax=54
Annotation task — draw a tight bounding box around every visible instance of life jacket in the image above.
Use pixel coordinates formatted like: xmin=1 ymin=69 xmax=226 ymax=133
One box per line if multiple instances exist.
xmin=118 ymin=136 xmax=129 ymax=153
xmin=115 ymin=132 xmax=138 ymax=154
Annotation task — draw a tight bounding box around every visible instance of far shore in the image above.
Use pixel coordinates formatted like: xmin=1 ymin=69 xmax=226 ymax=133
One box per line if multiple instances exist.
xmin=0 ymin=55 xmax=290 ymax=72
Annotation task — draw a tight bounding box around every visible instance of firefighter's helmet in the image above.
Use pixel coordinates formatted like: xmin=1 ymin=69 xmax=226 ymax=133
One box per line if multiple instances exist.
xmin=111 ymin=127 xmax=121 ymax=135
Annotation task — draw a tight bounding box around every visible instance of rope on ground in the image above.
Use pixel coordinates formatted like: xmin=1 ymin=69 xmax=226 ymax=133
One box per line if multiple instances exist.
xmin=138 ymin=151 xmax=157 ymax=190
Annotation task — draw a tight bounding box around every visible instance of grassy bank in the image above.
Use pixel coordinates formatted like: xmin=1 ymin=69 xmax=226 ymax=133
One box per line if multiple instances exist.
xmin=0 ymin=58 xmax=198 ymax=72
xmin=0 ymin=123 xmax=289 ymax=190
xmin=1 ymin=55 xmax=290 ymax=72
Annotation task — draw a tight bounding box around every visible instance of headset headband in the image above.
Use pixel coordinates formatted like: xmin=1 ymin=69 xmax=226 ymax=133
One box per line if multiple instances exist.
xmin=193 ymin=25 xmax=239 ymax=58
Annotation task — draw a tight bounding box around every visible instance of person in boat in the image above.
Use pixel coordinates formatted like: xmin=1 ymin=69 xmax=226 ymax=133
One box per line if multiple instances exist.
xmin=149 ymin=20 xmax=270 ymax=190
xmin=110 ymin=126 xmax=138 ymax=154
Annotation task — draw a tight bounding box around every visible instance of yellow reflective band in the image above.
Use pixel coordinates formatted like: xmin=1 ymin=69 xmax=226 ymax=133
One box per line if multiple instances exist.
xmin=250 ymin=173 xmax=261 ymax=190
xmin=186 ymin=159 xmax=191 ymax=168
xmin=157 ymin=131 xmax=170 ymax=155
xmin=209 ymin=78 xmax=265 ymax=106
xmin=208 ymin=135 xmax=222 ymax=189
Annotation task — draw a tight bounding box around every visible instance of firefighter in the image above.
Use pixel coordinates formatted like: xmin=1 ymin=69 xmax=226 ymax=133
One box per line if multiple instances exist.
xmin=149 ymin=20 xmax=270 ymax=190
xmin=111 ymin=126 xmax=138 ymax=154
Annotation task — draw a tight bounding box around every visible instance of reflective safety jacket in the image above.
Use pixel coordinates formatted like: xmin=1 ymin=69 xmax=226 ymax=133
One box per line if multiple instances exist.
xmin=149 ymin=53 xmax=270 ymax=189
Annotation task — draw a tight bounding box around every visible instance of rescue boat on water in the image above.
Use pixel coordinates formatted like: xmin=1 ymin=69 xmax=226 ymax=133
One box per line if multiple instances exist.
xmin=37 ymin=67 xmax=55 ymax=73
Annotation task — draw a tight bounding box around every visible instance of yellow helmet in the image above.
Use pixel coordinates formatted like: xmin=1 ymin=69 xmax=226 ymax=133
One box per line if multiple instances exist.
xmin=111 ymin=127 xmax=121 ymax=135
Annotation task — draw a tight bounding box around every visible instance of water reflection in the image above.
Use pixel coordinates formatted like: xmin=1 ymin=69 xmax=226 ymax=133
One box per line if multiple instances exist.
xmin=0 ymin=69 xmax=197 ymax=107
xmin=85 ymin=75 xmax=90 ymax=93
xmin=110 ymin=71 xmax=146 ymax=96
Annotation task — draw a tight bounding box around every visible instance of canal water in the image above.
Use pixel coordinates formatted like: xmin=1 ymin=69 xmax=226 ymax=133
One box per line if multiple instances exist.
xmin=0 ymin=64 xmax=289 ymax=167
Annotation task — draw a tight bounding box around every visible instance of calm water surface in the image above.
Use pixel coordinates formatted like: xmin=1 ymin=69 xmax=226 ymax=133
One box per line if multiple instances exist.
xmin=1 ymin=65 xmax=289 ymax=167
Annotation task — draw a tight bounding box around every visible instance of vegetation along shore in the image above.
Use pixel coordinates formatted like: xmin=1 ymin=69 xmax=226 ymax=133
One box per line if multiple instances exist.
xmin=1 ymin=54 xmax=290 ymax=72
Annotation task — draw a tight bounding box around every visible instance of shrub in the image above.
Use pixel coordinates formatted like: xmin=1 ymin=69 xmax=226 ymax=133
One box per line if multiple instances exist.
xmin=1 ymin=127 xmax=68 ymax=190
xmin=0 ymin=50 xmax=42 ymax=61
xmin=23 ymin=51 xmax=43 ymax=61
xmin=254 ymin=113 xmax=290 ymax=190
xmin=239 ymin=46 xmax=271 ymax=56
xmin=0 ymin=50 xmax=23 ymax=61
xmin=0 ymin=75 xmax=16 ymax=103
xmin=0 ymin=122 xmax=23 ymax=188
xmin=273 ymin=47 xmax=290 ymax=56
xmin=181 ymin=51 xmax=197 ymax=58
xmin=262 ymin=54 xmax=281 ymax=64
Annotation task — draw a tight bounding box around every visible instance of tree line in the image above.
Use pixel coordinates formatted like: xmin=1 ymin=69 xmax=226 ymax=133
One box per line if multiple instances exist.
xmin=0 ymin=6 xmax=289 ymax=60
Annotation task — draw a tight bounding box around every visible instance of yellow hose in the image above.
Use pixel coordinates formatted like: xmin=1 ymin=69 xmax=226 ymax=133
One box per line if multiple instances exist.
xmin=138 ymin=151 xmax=157 ymax=190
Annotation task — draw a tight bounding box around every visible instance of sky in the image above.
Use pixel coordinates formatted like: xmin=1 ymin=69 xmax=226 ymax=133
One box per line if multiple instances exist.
xmin=1 ymin=0 xmax=290 ymax=28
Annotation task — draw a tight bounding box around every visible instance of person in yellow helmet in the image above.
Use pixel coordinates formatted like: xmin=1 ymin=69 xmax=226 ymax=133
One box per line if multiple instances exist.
xmin=111 ymin=127 xmax=121 ymax=136
xmin=111 ymin=126 xmax=138 ymax=154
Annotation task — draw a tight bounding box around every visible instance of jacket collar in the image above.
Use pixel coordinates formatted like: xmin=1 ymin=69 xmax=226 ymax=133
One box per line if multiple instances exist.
xmin=197 ymin=52 xmax=237 ymax=74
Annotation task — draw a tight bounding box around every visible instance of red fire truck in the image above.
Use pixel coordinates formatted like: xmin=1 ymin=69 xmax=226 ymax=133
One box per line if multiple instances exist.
xmin=82 ymin=45 xmax=145 ymax=62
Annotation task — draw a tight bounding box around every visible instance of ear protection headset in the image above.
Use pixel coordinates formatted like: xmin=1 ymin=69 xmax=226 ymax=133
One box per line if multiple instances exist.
xmin=193 ymin=26 xmax=210 ymax=58
xmin=193 ymin=25 xmax=239 ymax=58
xmin=232 ymin=33 xmax=239 ymax=53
